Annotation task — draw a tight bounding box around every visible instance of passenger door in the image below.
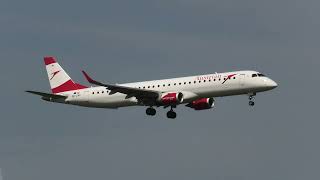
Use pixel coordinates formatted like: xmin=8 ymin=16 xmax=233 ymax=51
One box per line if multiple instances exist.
xmin=239 ymin=74 xmax=246 ymax=87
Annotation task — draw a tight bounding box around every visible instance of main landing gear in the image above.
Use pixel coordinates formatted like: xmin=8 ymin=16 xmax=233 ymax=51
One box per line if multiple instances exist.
xmin=167 ymin=107 xmax=177 ymax=119
xmin=145 ymin=106 xmax=177 ymax=119
xmin=146 ymin=107 xmax=156 ymax=116
xmin=248 ymin=93 xmax=256 ymax=106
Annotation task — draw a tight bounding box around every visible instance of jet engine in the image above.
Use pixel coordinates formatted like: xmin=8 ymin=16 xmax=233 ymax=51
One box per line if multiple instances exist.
xmin=186 ymin=98 xmax=215 ymax=110
xmin=159 ymin=92 xmax=184 ymax=105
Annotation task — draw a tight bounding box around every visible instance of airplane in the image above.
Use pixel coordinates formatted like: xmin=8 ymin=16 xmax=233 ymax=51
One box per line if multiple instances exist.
xmin=26 ymin=57 xmax=278 ymax=119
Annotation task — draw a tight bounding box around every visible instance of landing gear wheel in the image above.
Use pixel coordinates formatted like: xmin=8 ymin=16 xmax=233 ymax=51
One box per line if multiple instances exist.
xmin=167 ymin=110 xmax=177 ymax=119
xmin=248 ymin=93 xmax=256 ymax=107
xmin=146 ymin=107 xmax=156 ymax=116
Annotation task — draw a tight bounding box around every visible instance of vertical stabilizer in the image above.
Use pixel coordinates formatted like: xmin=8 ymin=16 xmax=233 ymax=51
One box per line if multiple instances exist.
xmin=44 ymin=57 xmax=87 ymax=94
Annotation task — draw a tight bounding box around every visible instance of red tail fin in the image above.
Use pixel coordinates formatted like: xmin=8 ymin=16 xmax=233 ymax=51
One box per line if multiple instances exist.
xmin=44 ymin=57 xmax=88 ymax=94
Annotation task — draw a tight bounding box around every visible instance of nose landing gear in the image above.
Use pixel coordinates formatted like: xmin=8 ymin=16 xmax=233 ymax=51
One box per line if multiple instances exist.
xmin=249 ymin=100 xmax=255 ymax=106
xmin=248 ymin=93 xmax=256 ymax=106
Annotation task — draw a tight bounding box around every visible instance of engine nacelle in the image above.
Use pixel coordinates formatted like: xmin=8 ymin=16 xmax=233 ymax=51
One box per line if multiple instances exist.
xmin=186 ymin=98 xmax=215 ymax=110
xmin=159 ymin=92 xmax=184 ymax=105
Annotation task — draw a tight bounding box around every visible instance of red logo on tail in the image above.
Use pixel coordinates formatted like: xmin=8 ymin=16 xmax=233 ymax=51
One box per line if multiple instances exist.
xmin=50 ymin=70 xmax=61 ymax=80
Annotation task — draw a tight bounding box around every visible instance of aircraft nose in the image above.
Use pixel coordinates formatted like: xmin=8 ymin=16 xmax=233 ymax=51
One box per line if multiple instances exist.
xmin=268 ymin=79 xmax=278 ymax=89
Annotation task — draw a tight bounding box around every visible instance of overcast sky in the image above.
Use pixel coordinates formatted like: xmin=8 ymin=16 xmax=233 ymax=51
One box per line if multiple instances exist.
xmin=0 ymin=0 xmax=319 ymax=180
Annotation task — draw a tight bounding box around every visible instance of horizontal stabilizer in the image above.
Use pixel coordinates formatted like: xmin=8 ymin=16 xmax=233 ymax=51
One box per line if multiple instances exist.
xmin=26 ymin=90 xmax=67 ymax=100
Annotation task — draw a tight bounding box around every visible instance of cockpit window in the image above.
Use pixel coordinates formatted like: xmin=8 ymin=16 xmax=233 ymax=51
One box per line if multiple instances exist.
xmin=252 ymin=74 xmax=258 ymax=77
xmin=258 ymin=73 xmax=265 ymax=77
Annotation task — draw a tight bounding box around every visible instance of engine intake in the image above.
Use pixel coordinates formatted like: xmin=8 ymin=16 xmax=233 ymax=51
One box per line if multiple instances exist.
xmin=186 ymin=98 xmax=215 ymax=110
xmin=159 ymin=92 xmax=184 ymax=105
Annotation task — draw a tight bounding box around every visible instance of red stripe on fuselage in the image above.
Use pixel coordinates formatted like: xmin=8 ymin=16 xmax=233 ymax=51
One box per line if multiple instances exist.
xmin=44 ymin=57 xmax=56 ymax=65
xmin=52 ymin=80 xmax=88 ymax=94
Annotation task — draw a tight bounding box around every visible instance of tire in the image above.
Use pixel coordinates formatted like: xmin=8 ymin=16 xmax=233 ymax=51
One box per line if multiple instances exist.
xmin=150 ymin=108 xmax=156 ymax=116
xmin=146 ymin=108 xmax=156 ymax=116
xmin=249 ymin=101 xmax=255 ymax=106
xmin=167 ymin=111 xmax=177 ymax=119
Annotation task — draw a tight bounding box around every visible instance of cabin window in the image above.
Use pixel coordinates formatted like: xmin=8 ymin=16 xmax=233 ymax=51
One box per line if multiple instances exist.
xmin=184 ymin=82 xmax=186 ymax=84
xmin=168 ymin=84 xmax=171 ymax=86
xmin=174 ymin=83 xmax=177 ymax=86
xmin=189 ymin=82 xmax=191 ymax=84
xmin=204 ymin=80 xmax=206 ymax=82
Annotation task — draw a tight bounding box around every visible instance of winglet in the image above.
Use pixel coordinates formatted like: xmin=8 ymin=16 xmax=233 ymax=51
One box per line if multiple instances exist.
xmin=82 ymin=70 xmax=95 ymax=83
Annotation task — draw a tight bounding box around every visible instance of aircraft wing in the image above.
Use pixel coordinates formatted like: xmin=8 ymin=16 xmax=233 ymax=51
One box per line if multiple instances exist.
xmin=82 ymin=71 xmax=160 ymax=99
xmin=26 ymin=90 xmax=67 ymax=99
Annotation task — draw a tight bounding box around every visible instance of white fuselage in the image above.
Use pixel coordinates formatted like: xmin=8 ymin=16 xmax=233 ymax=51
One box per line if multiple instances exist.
xmin=56 ymin=70 xmax=277 ymax=109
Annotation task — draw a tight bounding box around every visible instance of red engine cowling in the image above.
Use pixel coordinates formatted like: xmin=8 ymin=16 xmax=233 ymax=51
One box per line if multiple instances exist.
xmin=159 ymin=92 xmax=184 ymax=105
xmin=186 ymin=98 xmax=215 ymax=110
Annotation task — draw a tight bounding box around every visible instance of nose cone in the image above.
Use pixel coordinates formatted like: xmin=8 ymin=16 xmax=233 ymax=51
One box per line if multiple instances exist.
xmin=267 ymin=79 xmax=278 ymax=89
